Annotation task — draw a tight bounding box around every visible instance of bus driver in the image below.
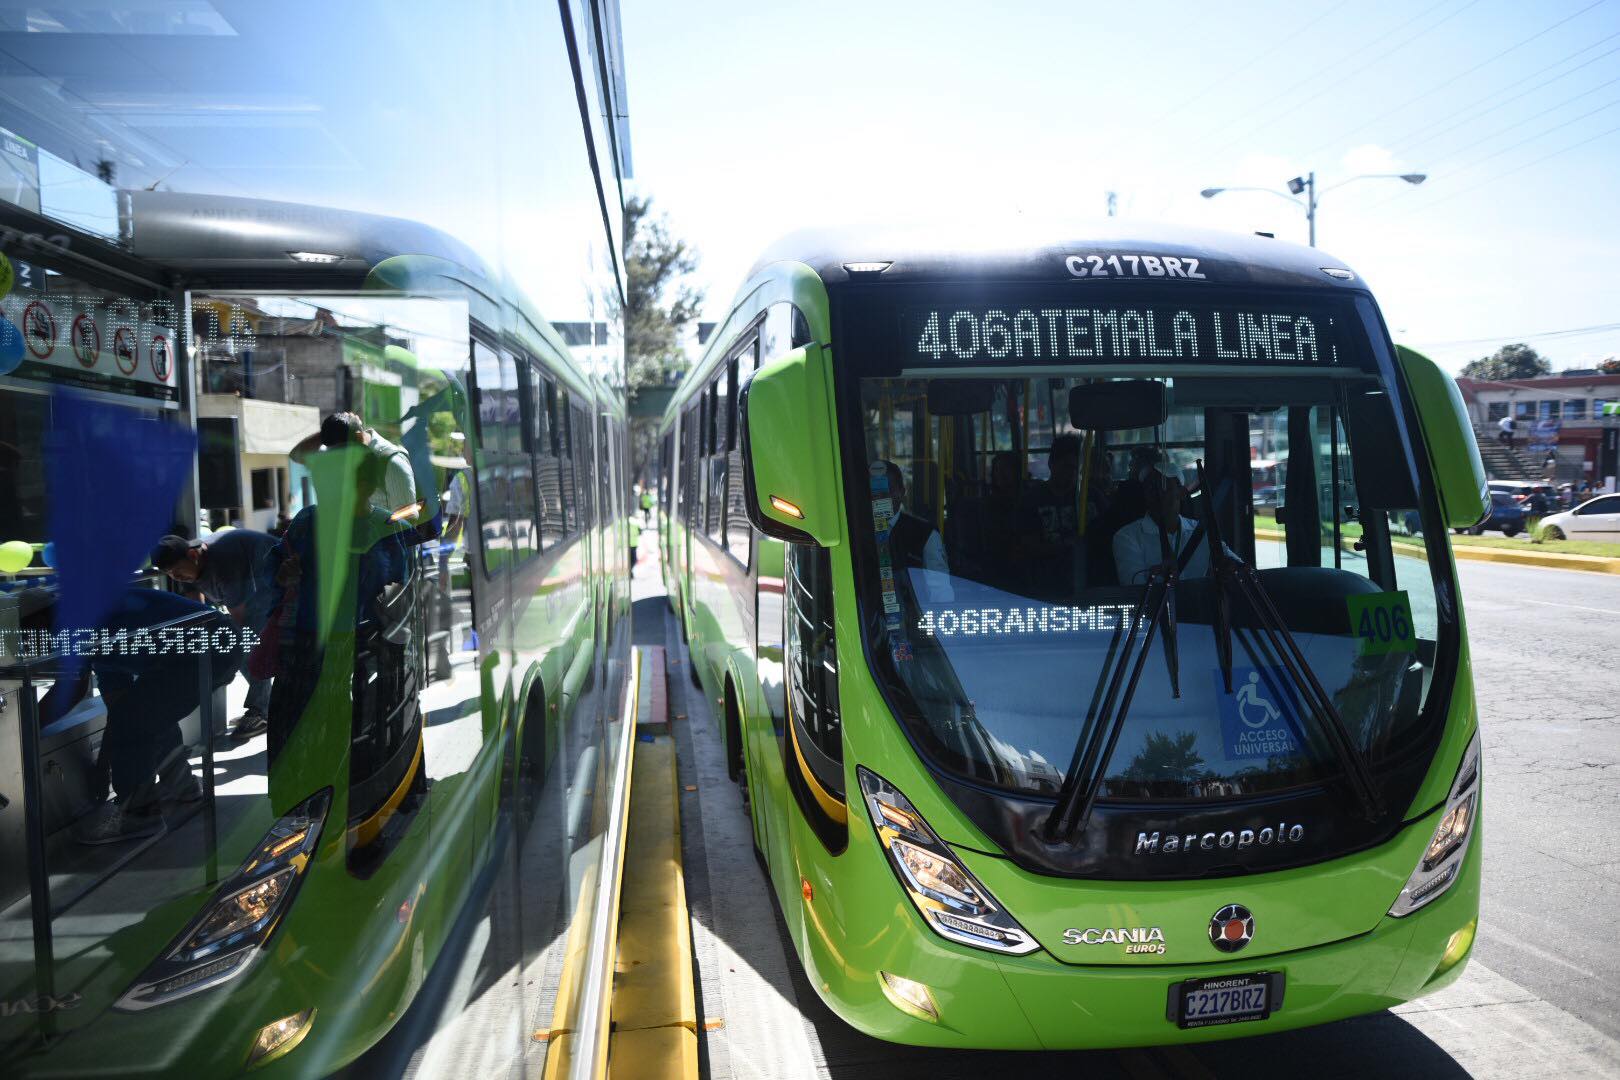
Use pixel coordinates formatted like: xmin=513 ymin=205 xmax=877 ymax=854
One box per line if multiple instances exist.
xmin=1112 ymin=459 xmax=1221 ymax=586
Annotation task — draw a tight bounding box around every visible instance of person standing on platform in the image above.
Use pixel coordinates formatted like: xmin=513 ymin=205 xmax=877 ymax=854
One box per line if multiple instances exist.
xmin=151 ymin=529 xmax=284 ymax=740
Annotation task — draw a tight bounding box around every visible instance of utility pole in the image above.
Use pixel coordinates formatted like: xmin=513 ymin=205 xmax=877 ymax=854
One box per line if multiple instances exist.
xmin=1106 ymin=191 xmax=1117 ymax=218
xmin=1204 ymin=171 xmax=1422 ymax=248
xmin=1305 ymin=172 xmax=1316 ymax=247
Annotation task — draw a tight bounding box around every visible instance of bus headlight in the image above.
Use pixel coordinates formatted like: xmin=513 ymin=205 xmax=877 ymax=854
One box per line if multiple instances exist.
xmin=115 ymin=790 xmax=331 ymax=1010
xmin=1389 ymin=733 xmax=1479 ymax=917
xmin=858 ymin=767 xmax=1038 ymax=956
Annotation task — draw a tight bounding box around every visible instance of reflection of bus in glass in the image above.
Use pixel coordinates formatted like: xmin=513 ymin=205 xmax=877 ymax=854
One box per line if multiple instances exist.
xmin=0 ymin=192 xmax=631 ymax=1076
xmin=661 ymin=228 xmax=1487 ymax=1049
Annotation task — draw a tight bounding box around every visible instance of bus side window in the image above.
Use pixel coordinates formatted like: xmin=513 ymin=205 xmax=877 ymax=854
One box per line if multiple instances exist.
xmin=725 ymin=343 xmax=756 ymax=564
xmin=509 ymin=355 xmax=536 ymax=559
xmin=557 ymin=388 xmax=577 ymax=535
xmin=572 ymin=401 xmax=595 ymax=541
xmin=471 ymin=341 xmax=512 ymax=576
xmin=536 ymin=377 xmax=565 ymax=547
xmin=660 ymin=432 xmax=673 ymax=524
xmin=686 ymin=401 xmax=700 ymax=530
xmin=786 ymin=544 xmax=843 ymax=794
xmin=705 ymin=372 xmax=726 ymax=545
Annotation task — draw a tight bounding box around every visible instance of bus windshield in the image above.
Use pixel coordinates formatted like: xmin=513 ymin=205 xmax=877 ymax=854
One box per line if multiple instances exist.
xmin=849 ymin=291 xmax=1451 ymax=804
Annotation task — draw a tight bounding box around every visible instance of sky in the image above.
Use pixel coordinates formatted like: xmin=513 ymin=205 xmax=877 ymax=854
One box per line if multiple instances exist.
xmin=622 ymin=0 xmax=1620 ymax=374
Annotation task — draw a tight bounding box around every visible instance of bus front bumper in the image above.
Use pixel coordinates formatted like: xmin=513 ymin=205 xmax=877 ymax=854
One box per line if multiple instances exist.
xmin=804 ymin=840 xmax=1480 ymax=1051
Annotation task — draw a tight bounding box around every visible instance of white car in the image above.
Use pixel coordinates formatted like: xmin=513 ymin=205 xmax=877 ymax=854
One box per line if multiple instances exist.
xmin=1539 ymin=494 xmax=1620 ymax=541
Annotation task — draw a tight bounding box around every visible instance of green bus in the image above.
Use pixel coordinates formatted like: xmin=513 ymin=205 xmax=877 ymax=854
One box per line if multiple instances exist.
xmin=0 ymin=191 xmax=633 ymax=1075
xmin=660 ymin=227 xmax=1487 ymax=1048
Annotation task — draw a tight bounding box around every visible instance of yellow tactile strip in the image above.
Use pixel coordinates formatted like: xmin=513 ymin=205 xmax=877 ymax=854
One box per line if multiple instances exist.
xmin=608 ymin=648 xmax=697 ymax=1080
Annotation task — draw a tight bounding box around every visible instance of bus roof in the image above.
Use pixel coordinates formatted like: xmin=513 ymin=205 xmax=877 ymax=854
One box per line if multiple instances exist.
xmin=743 ymin=221 xmax=1365 ymax=293
xmin=126 ymin=190 xmax=490 ymax=287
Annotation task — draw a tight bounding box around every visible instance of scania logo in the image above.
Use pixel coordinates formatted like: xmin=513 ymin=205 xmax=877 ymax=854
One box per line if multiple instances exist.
xmin=1134 ymin=821 xmax=1305 ymax=855
xmin=1209 ymin=904 xmax=1254 ymax=953
xmin=0 ymin=992 xmax=82 ymax=1017
xmin=1062 ymin=926 xmax=1166 ymax=955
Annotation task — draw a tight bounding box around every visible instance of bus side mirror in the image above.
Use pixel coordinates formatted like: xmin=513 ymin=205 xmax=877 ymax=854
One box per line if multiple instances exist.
xmin=738 ymin=346 xmax=841 ymax=546
xmin=1395 ymin=345 xmax=1489 ymax=530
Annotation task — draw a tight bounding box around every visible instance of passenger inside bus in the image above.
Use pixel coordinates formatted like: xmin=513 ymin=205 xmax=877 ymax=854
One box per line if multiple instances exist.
xmin=878 ymin=460 xmax=952 ymax=602
xmin=1015 ymin=433 xmax=1083 ymax=598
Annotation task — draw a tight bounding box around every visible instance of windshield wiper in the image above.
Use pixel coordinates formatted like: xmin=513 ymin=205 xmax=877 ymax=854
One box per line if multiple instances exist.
xmin=1192 ymin=460 xmax=1383 ymax=822
xmin=1044 ymin=539 xmax=1183 ymax=842
xmin=1045 ymin=469 xmax=1384 ymax=844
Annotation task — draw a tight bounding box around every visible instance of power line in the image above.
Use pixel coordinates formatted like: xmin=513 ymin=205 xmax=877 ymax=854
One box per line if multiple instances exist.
xmin=1411 ymin=322 xmax=1620 ymax=349
xmin=1300 ymin=0 xmax=1609 ymax=161
xmin=1390 ymin=31 xmax=1620 ymax=153
xmin=1140 ymin=0 xmax=1354 ymax=134
xmin=1437 ymin=73 xmax=1620 ymax=163
xmin=1156 ymin=0 xmax=1459 ymax=183
xmin=1186 ymin=0 xmax=1483 ymax=173
xmin=1377 ymin=106 xmax=1620 ymax=217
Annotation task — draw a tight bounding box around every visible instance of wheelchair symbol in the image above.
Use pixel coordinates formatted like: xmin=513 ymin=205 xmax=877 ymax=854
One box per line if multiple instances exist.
xmin=1236 ymin=671 xmax=1281 ymax=729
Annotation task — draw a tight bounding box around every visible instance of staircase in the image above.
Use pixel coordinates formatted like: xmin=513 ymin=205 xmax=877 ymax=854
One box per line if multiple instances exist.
xmin=1473 ymin=426 xmax=1536 ymax=480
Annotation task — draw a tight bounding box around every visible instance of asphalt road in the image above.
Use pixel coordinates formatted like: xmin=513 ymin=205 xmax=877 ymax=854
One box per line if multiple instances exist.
xmin=649 ymin=553 xmax=1620 ymax=1079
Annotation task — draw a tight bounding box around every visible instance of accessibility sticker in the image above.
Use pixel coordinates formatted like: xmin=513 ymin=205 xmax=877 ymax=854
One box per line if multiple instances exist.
xmin=1345 ymin=590 xmax=1415 ymax=655
xmin=71 ymin=313 xmax=99 ymax=367
xmin=22 ymin=299 xmax=55 ymax=359
xmin=1215 ymin=666 xmax=1301 ymax=761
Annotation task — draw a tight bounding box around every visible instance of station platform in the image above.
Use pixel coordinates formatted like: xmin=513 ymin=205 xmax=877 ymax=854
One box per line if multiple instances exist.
xmin=616 ymin=555 xmax=1620 ymax=1080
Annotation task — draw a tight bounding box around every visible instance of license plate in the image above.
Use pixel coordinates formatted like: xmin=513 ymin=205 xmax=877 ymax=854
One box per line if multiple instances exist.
xmin=1167 ymin=972 xmax=1283 ymax=1029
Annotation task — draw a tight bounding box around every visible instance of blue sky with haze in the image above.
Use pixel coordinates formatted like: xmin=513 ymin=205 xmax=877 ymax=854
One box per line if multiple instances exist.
xmin=623 ymin=0 xmax=1620 ymax=373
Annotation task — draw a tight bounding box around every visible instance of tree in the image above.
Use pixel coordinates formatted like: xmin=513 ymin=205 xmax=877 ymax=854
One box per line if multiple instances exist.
xmin=618 ymin=196 xmax=703 ymax=393
xmin=1459 ymin=343 xmax=1551 ymax=380
xmin=616 ymin=196 xmax=704 ymax=487
xmin=1598 ymin=356 xmax=1620 ymax=375
xmin=1122 ymin=730 xmax=1205 ymax=784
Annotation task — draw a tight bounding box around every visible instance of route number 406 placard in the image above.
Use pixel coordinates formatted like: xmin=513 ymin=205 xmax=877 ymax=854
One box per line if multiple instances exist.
xmin=1345 ymin=591 xmax=1416 ymax=655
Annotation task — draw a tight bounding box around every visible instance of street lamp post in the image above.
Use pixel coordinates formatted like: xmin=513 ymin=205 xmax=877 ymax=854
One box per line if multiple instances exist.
xmin=1200 ymin=172 xmax=1426 ymax=247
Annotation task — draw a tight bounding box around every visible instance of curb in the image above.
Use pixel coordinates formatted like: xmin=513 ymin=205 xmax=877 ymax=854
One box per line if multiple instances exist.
xmin=1253 ymin=527 xmax=1620 ymax=576
xmin=1402 ymin=540 xmax=1620 ymax=576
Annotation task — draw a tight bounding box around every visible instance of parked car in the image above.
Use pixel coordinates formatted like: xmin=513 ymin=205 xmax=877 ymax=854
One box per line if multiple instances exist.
xmin=1488 ymin=480 xmax=1558 ymax=512
xmin=1457 ymin=491 xmax=1528 ymax=536
xmin=1538 ymin=494 xmax=1620 ymax=541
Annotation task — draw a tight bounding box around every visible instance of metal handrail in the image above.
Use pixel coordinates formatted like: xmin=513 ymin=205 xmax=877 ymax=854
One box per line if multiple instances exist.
xmin=568 ymin=648 xmax=640 ymax=1080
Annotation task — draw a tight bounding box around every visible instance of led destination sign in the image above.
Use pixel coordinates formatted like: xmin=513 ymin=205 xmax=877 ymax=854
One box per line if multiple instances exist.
xmin=903 ymin=304 xmax=1342 ymax=366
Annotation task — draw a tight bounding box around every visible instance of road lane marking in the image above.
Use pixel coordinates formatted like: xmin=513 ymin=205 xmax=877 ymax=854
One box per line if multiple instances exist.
xmin=1477 ymin=918 xmax=1603 ymax=981
xmin=1393 ymin=961 xmax=1620 ymax=1079
xmin=1494 ymin=595 xmax=1620 ymax=616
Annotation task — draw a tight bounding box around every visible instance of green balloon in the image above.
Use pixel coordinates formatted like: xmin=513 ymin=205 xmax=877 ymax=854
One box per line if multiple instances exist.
xmin=0 ymin=539 xmax=34 ymax=573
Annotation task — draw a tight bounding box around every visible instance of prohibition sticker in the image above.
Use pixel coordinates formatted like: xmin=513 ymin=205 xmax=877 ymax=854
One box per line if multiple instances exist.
xmin=71 ymin=313 xmax=100 ymax=367
xmin=149 ymin=333 xmax=172 ymax=380
xmin=0 ymin=253 xmax=13 ymax=300
xmin=22 ymin=300 xmax=56 ymax=359
xmin=1345 ymin=591 xmax=1414 ymax=655
xmin=112 ymin=325 xmax=138 ymax=375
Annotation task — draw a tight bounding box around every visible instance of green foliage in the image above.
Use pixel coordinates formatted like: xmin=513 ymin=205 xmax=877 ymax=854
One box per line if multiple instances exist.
xmin=1459 ymin=343 xmax=1550 ymax=381
xmin=618 ymin=195 xmax=703 ymax=393
xmin=1123 ymin=730 xmax=1205 ymax=782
